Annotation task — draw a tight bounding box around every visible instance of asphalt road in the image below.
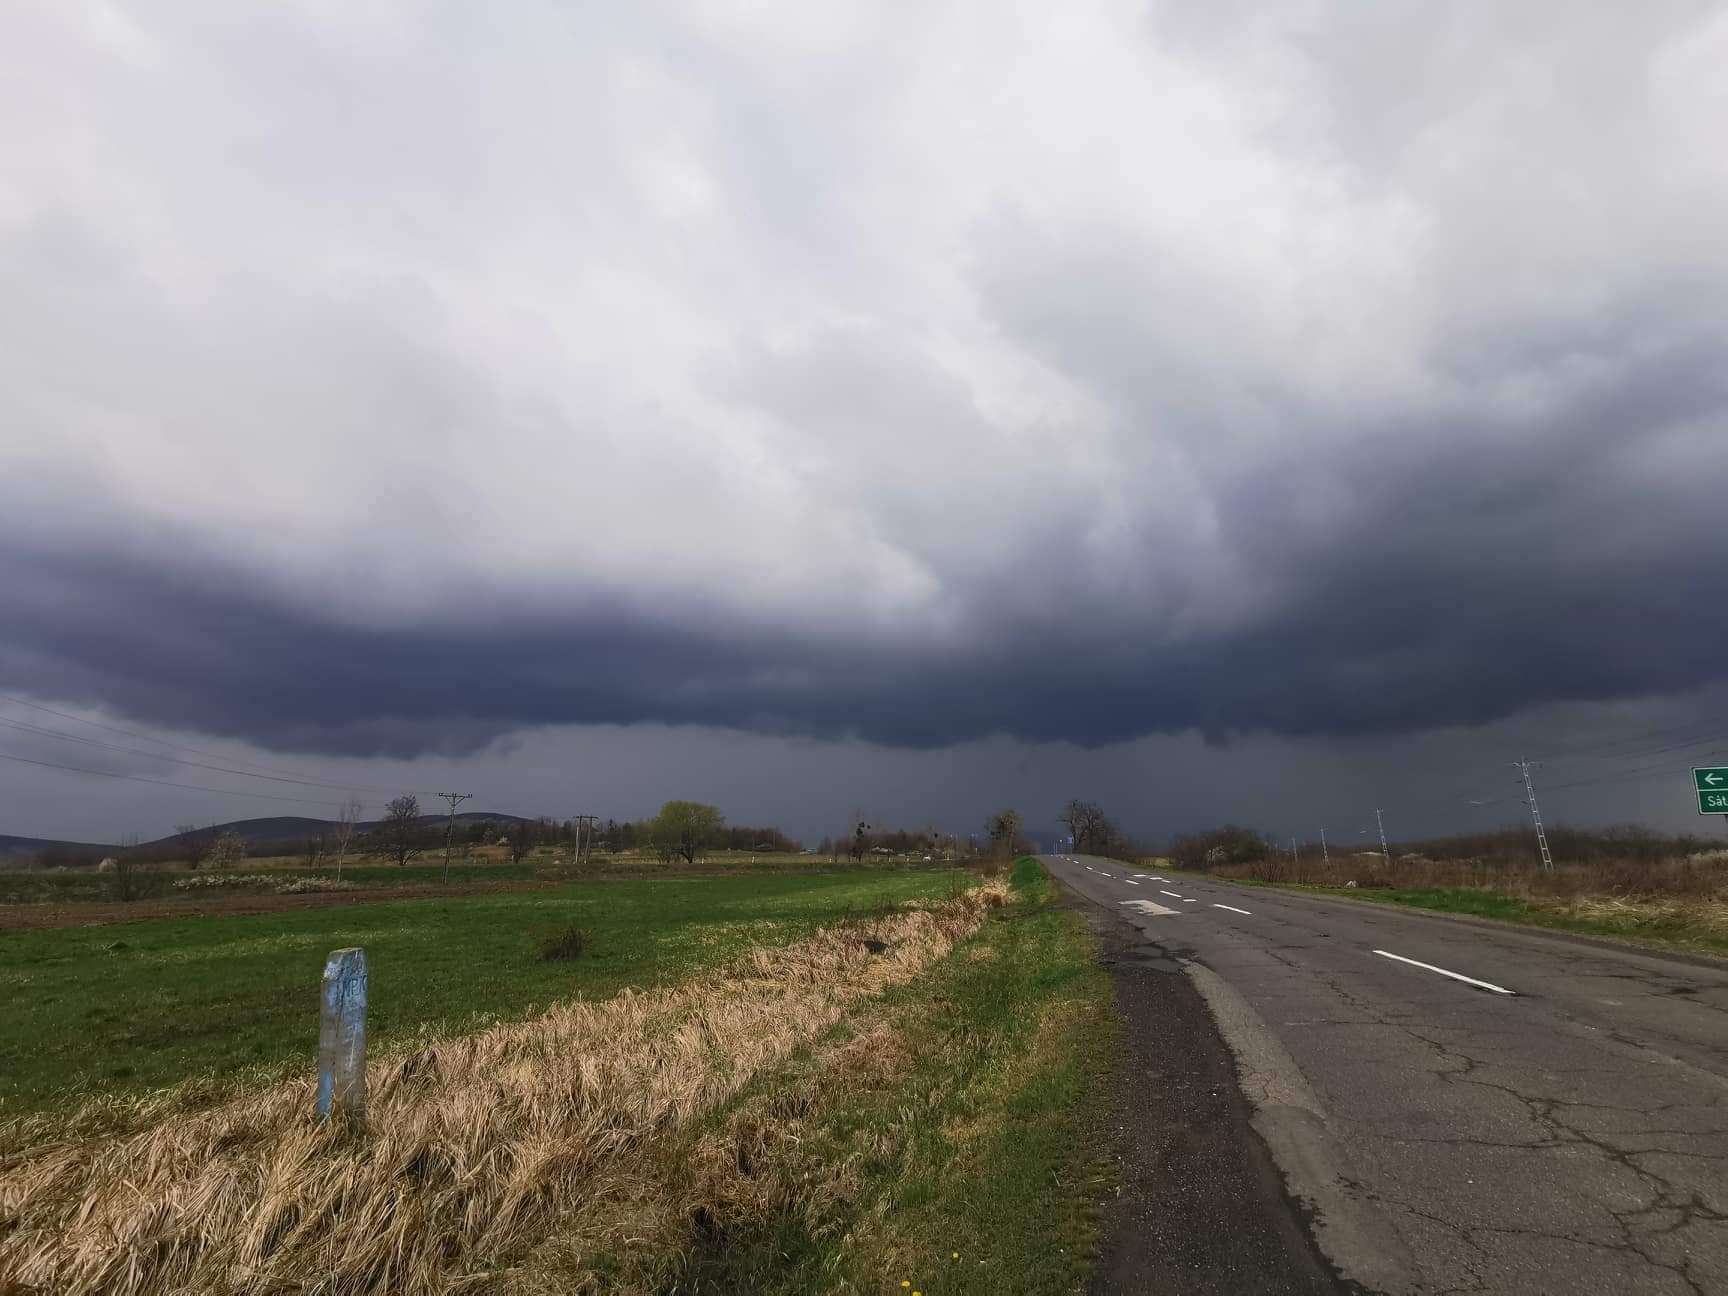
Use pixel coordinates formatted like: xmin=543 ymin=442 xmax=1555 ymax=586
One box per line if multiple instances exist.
xmin=1045 ymin=855 xmax=1728 ymax=1295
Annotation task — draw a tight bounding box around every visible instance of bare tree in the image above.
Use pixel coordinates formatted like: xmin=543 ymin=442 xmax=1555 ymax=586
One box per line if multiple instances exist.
xmin=1059 ymin=799 xmax=1108 ymax=855
xmin=506 ymin=818 xmax=538 ymax=865
xmin=986 ymin=809 xmax=1024 ymax=859
xmin=374 ymin=794 xmax=428 ymax=867
xmin=110 ymin=833 xmax=146 ymax=902
xmin=330 ymin=800 xmax=364 ymax=882
xmin=175 ymin=823 xmax=214 ymax=870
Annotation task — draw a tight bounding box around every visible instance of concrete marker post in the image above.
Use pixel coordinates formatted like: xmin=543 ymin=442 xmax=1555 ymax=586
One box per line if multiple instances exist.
xmin=317 ymin=947 xmax=368 ymax=1125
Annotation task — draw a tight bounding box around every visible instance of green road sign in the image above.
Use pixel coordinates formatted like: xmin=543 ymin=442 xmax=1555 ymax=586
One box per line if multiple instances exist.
xmin=1695 ymin=768 xmax=1728 ymax=814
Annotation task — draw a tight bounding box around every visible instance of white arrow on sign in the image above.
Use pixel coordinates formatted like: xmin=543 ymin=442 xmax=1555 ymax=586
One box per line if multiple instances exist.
xmin=1707 ymin=773 xmax=1724 ymax=786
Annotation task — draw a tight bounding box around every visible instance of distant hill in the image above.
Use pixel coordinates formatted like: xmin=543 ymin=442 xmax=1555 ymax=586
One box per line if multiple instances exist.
xmin=140 ymin=812 xmax=536 ymax=845
xmin=153 ymin=816 xmax=336 ymax=844
xmin=0 ymin=833 xmax=110 ymax=858
xmin=0 ymin=811 xmax=536 ymax=857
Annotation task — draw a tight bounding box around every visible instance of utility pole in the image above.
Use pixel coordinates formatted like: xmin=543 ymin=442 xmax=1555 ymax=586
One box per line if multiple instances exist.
xmin=1319 ymin=827 xmax=1329 ymax=866
xmin=1375 ymin=808 xmax=1391 ymax=872
xmin=568 ymin=814 xmax=598 ymax=867
xmin=1291 ymin=837 xmax=1299 ymax=864
xmin=436 ymin=792 xmax=471 ymax=882
xmin=1513 ymin=759 xmax=1554 ymax=873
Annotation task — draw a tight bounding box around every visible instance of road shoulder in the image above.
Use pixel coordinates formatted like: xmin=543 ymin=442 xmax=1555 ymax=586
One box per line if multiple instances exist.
xmin=1073 ymin=895 xmax=1357 ymax=1295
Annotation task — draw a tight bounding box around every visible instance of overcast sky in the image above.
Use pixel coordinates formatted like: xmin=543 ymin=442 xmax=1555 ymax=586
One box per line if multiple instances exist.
xmin=5 ymin=1 xmax=1728 ymax=846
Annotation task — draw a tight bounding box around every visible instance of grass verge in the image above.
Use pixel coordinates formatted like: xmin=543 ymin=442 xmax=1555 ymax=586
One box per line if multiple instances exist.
xmin=0 ymin=870 xmax=962 ymax=1116
xmin=518 ymin=856 xmax=1117 ymax=1293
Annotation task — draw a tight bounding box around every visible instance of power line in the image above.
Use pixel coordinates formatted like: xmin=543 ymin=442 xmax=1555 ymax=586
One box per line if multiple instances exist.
xmin=1332 ymin=734 xmax=1728 ymax=829
xmin=1531 ymin=716 xmax=1728 ymax=764
xmin=0 ymin=742 xmax=548 ymax=830
xmin=0 ymin=693 xmax=407 ymax=791
xmin=0 ymin=692 xmax=300 ymax=766
xmin=0 ymin=750 xmax=368 ymax=807
xmin=1562 ymin=728 xmax=1728 ymax=765
xmin=0 ymin=693 xmax=547 ymax=821
xmin=1537 ymin=748 xmax=1728 ymax=797
xmin=0 ymin=715 xmax=400 ymax=795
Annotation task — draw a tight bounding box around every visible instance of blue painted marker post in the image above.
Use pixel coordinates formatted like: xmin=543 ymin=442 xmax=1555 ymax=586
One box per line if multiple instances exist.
xmin=317 ymin=947 xmax=368 ymax=1125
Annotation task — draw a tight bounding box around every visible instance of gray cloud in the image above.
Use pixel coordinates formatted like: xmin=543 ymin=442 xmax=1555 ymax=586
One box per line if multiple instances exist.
xmin=3 ymin=0 xmax=1728 ymax=801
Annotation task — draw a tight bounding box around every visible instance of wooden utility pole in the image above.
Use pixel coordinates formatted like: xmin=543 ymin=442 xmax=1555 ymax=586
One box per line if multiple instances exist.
xmin=436 ymin=792 xmax=472 ymax=881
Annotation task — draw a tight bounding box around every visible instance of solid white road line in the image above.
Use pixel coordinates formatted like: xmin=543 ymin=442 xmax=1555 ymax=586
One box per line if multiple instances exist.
xmin=1160 ymin=890 xmax=1184 ymax=898
xmin=1373 ymin=949 xmax=1515 ymax=996
xmin=1213 ymin=903 xmax=1253 ymax=915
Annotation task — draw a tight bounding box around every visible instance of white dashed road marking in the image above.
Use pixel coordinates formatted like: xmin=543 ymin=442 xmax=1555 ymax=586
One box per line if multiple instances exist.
xmin=1374 ymin=949 xmax=1515 ymax=996
xmin=1120 ymin=899 xmax=1180 ymax=916
xmin=1213 ymin=904 xmax=1252 ymax=915
xmin=1160 ymin=890 xmax=1184 ymax=899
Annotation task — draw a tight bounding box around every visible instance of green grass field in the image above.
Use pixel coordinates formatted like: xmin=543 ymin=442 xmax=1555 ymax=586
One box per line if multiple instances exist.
xmin=0 ymin=860 xmax=543 ymax=905
xmin=0 ymin=869 xmax=963 ymax=1116
xmin=0 ymin=851 xmax=900 ymax=904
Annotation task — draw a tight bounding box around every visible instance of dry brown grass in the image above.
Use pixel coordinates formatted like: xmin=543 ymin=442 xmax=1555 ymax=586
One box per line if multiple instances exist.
xmin=507 ymin=1017 xmax=923 ymax=1293
xmin=1552 ymin=894 xmax=1728 ymax=939
xmin=0 ymin=883 xmax=1008 ymax=1295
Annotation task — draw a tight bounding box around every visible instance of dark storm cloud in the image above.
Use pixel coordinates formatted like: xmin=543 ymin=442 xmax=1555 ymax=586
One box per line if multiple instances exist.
xmin=9 ymin=339 xmax=1728 ymax=762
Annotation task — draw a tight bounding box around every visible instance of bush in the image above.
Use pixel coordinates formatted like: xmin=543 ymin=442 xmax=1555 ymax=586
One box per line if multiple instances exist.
xmin=108 ymin=859 xmax=171 ymax=902
xmin=1170 ymin=825 xmax=1270 ymax=871
xmin=538 ymin=926 xmax=589 ymax=962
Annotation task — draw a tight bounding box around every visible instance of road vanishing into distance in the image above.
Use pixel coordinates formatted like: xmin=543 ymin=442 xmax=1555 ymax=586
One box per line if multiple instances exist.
xmin=1044 ymin=856 xmax=1728 ymax=1295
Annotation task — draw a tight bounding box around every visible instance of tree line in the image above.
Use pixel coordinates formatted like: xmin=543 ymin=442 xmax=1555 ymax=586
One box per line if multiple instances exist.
xmin=18 ymin=795 xmax=1147 ymax=872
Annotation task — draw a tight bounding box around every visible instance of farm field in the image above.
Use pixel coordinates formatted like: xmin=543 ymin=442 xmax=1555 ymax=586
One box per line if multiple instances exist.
xmin=0 ymin=868 xmax=963 ymax=1115
xmin=1 ymin=859 xmax=1117 ymax=1294
xmin=0 ymin=859 xmax=532 ymax=906
xmin=0 ymin=850 xmax=848 ymax=908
